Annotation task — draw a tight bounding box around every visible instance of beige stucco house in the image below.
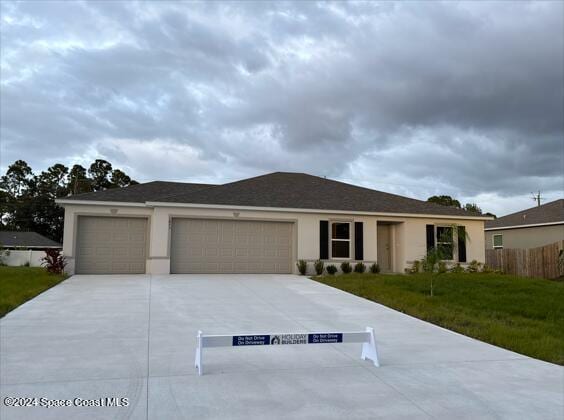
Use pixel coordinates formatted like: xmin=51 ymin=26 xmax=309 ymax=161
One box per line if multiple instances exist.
xmin=56 ymin=172 xmax=490 ymax=275
xmin=485 ymin=199 xmax=564 ymax=250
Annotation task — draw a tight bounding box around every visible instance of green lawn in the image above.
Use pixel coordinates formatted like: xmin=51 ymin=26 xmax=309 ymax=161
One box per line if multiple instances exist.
xmin=0 ymin=266 xmax=67 ymax=317
xmin=313 ymin=272 xmax=564 ymax=365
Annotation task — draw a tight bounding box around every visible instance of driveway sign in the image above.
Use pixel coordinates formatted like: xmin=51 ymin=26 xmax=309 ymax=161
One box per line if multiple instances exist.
xmin=195 ymin=327 xmax=379 ymax=376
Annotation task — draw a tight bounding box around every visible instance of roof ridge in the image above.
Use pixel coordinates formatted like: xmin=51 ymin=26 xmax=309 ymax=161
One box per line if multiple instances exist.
xmin=146 ymin=172 xmax=282 ymax=203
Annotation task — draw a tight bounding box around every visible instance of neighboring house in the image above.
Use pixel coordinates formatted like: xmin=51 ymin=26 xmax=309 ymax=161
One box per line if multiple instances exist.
xmin=485 ymin=199 xmax=564 ymax=250
xmin=0 ymin=231 xmax=62 ymax=250
xmin=0 ymin=231 xmax=62 ymax=267
xmin=56 ymin=172 xmax=490 ymax=275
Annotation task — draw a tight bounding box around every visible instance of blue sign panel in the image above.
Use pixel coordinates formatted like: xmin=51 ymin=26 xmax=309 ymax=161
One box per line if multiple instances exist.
xmin=232 ymin=335 xmax=271 ymax=346
xmin=307 ymin=333 xmax=343 ymax=344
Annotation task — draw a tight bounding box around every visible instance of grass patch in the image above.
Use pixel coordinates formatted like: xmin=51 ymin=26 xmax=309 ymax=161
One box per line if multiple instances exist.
xmin=312 ymin=272 xmax=564 ymax=365
xmin=0 ymin=266 xmax=67 ymax=317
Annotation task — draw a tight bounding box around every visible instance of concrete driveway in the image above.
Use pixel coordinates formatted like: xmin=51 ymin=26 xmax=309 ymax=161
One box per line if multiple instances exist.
xmin=1 ymin=274 xmax=562 ymax=419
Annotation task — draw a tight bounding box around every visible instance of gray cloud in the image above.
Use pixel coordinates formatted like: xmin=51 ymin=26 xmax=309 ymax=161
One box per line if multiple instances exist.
xmin=1 ymin=0 xmax=562 ymax=215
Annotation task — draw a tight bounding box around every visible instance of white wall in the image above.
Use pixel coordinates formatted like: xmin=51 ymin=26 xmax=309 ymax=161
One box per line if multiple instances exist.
xmin=1 ymin=250 xmax=47 ymax=267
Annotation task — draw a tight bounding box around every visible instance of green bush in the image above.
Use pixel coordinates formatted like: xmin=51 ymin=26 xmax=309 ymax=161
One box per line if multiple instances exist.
xmin=450 ymin=263 xmax=464 ymax=273
xmin=313 ymin=259 xmax=324 ymax=275
xmin=340 ymin=261 xmax=352 ymax=274
xmin=369 ymin=263 xmax=380 ymax=274
xmin=466 ymin=260 xmax=482 ymax=273
xmin=326 ymin=264 xmax=338 ymax=275
xmin=296 ymin=259 xmax=307 ymax=275
xmin=409 ymin=260 xmax=421 ymax=274
xmin=354 ymin=262 xmax=366 ymax=273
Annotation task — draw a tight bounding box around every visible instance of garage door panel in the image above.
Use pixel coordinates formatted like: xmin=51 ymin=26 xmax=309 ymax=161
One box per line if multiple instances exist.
xmin=220 ymin=248 xmax=234 ymax=257
xmin=76 ymin=216 xmax=147 ymax=274
xmin=205 ymin=248 xmax=219 ymax=257
xmin=235 ymin=248 xmax=249 ymax=257
xmin=171 ymin=219 xmax=293 ymax=274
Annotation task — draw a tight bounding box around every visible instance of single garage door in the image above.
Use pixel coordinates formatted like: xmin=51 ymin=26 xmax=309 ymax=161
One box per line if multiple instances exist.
xmin=170 ymin=218 xmax=293 ymax=274
xmin=76 ymin=216 xmax=148 ymax=274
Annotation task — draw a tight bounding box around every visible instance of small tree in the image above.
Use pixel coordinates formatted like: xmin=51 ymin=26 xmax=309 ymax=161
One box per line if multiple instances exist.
xmin=422 ymin=248 xmax=441 ymax=273
xmin=425 ymin=225 xmax=471 ymax=296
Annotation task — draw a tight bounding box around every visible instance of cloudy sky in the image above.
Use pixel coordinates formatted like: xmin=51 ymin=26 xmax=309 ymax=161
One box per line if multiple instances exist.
xmin=1 ymin=1 xmax=562 ymax=216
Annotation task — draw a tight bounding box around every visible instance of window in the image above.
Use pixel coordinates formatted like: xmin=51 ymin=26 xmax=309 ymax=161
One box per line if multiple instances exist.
xmin=331 ymin=222 xmax=351 ymax=259
xmin=436 ymin=226 xmax=454 ymax=260
xmin=493 ymin=234 xmax=503 ymax=249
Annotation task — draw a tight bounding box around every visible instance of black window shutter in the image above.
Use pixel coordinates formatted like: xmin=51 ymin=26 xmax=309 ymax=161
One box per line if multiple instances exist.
xmin=354 ymin=222 xmax=364 ymax=260
xmin=457 ymin=226 xmax=467 ymax=262
xmin=320 ymin=221 xmax=329 ymax=259
xmin=426 ymin=225 xmax=435 ymax=253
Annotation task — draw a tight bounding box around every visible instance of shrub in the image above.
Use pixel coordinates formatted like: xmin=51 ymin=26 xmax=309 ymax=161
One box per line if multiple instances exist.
xmin=438 ymin=261 xmax=447 ymax=274
xmin=313 ymin=259 xmax=324 ymax=275
xmin=369 ymin=263 xmax=380 ymax=274
xmin=354 ymin=262 xmax=366 ymax=273
xmin=326 ymin=264 xmax=338 ymax=275
xmin=450 ymin=263 xmax=464 ymax=273
xmin=41 ymin=249 xmax=67 ymax=275
xmin=340 ymin=261 xmax=352 ymax=274
xmin=481 ymin=264 xmax=494 ymax=273
xmin=0 ymin=247 xmax=10 ymax=266
xmin=296 ymin=259 xmax=308 ymax=275
xmin=409 ymin=260 xmax=421 ymax=274
xmin=466 ymin=260 xmax=482 ymax=273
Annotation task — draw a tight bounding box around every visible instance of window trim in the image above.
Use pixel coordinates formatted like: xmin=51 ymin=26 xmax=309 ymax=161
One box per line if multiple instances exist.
xmin=330 ymin=221 xmax=352 ymax=260
xmin=435 ymin=225 xmax=455 ymax=261
xmin=492 ymin=234 xmax=503 ymax=249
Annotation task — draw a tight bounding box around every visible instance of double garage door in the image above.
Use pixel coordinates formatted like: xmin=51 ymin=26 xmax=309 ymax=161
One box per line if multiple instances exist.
xmin=170 ymin=219 xmax=293 ymax=274
xmin=75 ymin=216 xmax=293 ymax=274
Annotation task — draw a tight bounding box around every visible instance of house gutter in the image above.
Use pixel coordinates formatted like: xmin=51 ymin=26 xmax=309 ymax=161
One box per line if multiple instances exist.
xmin=485 ymin=221 xmax=564 ymax=231
xmin=55 ymin=198 xmax=493 ymax=221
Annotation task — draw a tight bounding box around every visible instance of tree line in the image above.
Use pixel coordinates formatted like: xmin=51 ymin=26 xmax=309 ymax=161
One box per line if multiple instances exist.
xmin=1 ymin=160 xmax=494 ymax=245
xmin=0 ymin=159 xmax=138 ymax=243
xmin=427 ymin=195 xmax=496 ymax=218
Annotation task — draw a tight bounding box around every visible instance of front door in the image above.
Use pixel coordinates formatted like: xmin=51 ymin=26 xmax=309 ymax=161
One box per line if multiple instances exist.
xmin=377 ymin=225 xmax=392 ymax=272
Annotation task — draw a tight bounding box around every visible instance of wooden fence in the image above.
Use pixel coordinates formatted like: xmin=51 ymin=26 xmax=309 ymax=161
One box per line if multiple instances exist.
xmin=485 ymin=240 xmax=563 ymax=279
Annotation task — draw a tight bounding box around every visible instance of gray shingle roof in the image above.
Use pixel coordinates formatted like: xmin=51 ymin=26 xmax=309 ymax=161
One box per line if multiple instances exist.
xmin=61 ymin=181 xmax=215 ymax=203
xmin=0 ymin=231 xmax=62 ymax=248
xmin=485 ymin=199 xmax=564 ymax=229
xmin=154 ymin=172 xmax=482 ymax=217
xmin=59 ymin=172 xmax=489 ymax=218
